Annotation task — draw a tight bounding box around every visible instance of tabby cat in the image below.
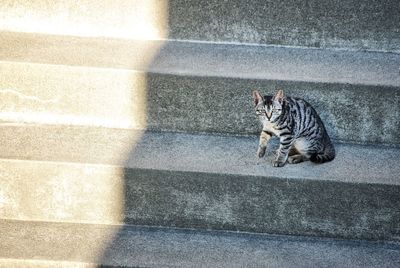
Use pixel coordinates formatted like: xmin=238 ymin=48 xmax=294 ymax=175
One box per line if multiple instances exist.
xmin=253 ymin=89 xmax=335 ymax=167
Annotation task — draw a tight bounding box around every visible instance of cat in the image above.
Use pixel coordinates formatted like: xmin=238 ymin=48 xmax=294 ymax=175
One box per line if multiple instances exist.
xmin=252 ymin=89 xmax=335 ymax=167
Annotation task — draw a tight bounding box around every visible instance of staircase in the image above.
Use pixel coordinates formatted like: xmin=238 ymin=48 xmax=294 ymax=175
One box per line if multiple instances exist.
xmin=0 ymin=1 xmax=399 ymax=267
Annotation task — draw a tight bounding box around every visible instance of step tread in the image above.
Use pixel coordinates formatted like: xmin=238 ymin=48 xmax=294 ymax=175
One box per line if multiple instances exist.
xmin=1 ymin=31 xmax=399 ymax=87
xmin=1 ymin=219 xmax=399 ymax=268
xmin=0 ymin=258 xmax=96 ymax=268
xmin=1 ymin=124 xmax=399 ymax=185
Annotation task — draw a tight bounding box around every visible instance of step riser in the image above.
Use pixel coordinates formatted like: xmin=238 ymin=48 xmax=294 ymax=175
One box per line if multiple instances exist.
xmin=124 ymin=169 xmax=400 ymax=241
xmin=0 ymin=259 xmax=97 ymax=268
xmin=1 ymin=1 xmax=398 ymax=52
xmin=0 ymin=0 xmax=168 ymax=40
xmin=1 ymin=160 xmax=398 ymax=241
xmin=1 ymin=220 xmax=400 ymax=268
xmin=167 ymin=0 xmax=400 ymax=52
xmin=0 ymin=160 xmax=126 ymax=224
xmin=1 ymin=63 xmax=399 ymax=145
xmin=0 ymin=221 xmax=119 ymax=267
xmin=146 ymin=74 xmax=400 ymax=145
xmin=0 ymin=62 xmax=147 ymax=129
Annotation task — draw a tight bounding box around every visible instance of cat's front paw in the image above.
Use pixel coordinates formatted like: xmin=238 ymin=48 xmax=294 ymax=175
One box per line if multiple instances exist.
xmin=257 ymin=147 xmax=266 ymax=158
xmin=273 ymin=160 xmax=286 ymax=167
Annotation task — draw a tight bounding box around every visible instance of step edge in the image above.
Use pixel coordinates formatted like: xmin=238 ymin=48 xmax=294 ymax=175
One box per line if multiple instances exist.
xmin=2 ymin=31 xmax=399 ymax=88
xmin=1 ymin=152 xmax=399 ymax=186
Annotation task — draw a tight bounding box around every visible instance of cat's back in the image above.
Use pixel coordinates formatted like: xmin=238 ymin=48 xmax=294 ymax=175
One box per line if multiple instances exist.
xmin=286 ymin=96 xmax=321 ymax=119
xmin=285 ymin=96 xmax=328 ymax=136
xmin=286 ymin=96 xmax=312 ymax=109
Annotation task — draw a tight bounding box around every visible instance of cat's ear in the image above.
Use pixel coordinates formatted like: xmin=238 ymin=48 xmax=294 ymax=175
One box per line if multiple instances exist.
xmin=273 ymin=89 xmax=285 ymax=104
xmin=252 ymin=90 xmax=264 ymax=106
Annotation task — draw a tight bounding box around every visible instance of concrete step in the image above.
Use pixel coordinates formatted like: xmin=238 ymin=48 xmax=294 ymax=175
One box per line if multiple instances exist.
xmin=1 ymin=220 xmax=400 ymax=268
xmin=1 ymin=32 xmax=399 ymax=145
xmin=0 ymin=0 xmax=168 ymax=40
xmin=1 ymin=1 xmax=398 ymax=52
xmin=0 ymin=125 xmax=399 ymax=241
xmin=0 ymin=259 xmax=95 ymax=268
xmin=167 ymin=0 xmax=400 ymax=52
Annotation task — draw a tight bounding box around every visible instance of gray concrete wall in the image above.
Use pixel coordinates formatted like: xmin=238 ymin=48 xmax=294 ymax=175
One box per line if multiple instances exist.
xmin=2 ymin=220 xmax=400 ymax=267
xmin=146 ymin=74 xmax=400 ymax=146
xmin=168 ymin=0 xmax=400 ymax=52
xmin=123 ymin=168 xmax=400 ymax=241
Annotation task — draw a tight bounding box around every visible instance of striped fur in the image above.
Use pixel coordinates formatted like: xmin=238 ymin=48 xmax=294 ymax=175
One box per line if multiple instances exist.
xmin=253 ymin=89 xmax=335 ymax=167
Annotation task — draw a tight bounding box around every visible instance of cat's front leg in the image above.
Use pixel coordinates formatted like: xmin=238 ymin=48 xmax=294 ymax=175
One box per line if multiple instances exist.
xmin=257 ymin=130 xmax=272 ymax=158
xmin=273 ymin=136 xmax=294 ymax=167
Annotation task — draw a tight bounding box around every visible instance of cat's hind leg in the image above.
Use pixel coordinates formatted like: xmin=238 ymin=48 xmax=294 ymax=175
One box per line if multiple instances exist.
xmin=288 ymin=147 xmax=299 ymax=156
xmin=287 ymin=138 xmax=311 ymax=164
xmin=286 ymin=147 xmax=305 ymax=164
xmin=287 ymin=154 xmax=308 ymax=164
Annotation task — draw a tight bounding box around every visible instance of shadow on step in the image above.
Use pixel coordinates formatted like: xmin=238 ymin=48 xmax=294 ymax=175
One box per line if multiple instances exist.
xmin=96 ymin=1 xmax=400 ymax=266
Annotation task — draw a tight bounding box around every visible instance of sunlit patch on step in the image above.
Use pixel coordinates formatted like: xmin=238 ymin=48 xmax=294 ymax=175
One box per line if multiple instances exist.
xmin=0 ymin=159 xmax=127 ymax=224
xmin=0 ymin=112 xmax=134 ymax=129
xmin=0 ymin=89 xmax=61 ymax=104
xmin=0 ymin=0 xmax=169 ymax=40
xmin=0 ymin=62 xmax=151 ymax=130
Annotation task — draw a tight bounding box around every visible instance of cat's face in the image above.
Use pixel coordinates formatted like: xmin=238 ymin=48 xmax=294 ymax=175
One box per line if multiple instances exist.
xmin=253 ymin=90 xmax=284 ymax=123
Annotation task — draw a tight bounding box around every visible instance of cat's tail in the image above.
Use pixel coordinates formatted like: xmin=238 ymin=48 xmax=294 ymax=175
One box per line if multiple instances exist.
xmin=310 ymin=143 xmax=335 ymax=163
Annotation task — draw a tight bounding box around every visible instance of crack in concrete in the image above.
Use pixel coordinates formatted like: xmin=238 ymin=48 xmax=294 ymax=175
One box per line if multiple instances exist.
xmin=0 ymin=89 xmax=60 ymax=104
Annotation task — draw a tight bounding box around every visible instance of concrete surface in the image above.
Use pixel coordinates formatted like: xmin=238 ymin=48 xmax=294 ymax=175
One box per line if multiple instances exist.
xmin=2 ymin=32 xmax=399 ymax=86
xmin=1 ymin=0 xmax=398 ymax=51
xmin=0 ymin=62 xmax=148 ymax=129
xmin=145 ymin=74 xmax=400 ymax=146
xmin=2 ymin=1 xmax=399 ymax=266
xmin=0 ymin=125 xmax=399 ymax=240
xmin=1 ymin=125 xmax=398 ymax=185
xmin=0 ymin=259 xmax=96 ymax=268
xmin=1 ymin=220 xmax=400 ymax=268
xmin=168 ymin=0 xmax=400 ymax=52
xmin=1 ymin=32 xmax=399 ymax=145
xmin=0 ymin=0 xmax=168 ymax=40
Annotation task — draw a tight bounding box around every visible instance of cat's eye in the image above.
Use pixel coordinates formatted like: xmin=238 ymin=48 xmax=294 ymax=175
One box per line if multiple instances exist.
xmin=272 ymin=108 xmax=281 ymax=113
xmin=256 ymin=109 xmax=264 ymax=115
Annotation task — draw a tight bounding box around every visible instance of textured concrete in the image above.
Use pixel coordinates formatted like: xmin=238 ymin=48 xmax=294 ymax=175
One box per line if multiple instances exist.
xmin=0 ymin=32 xmax=159 ymax=129
xmin=0 ymin=32 xmax=166 ymax=70
xmin=1 ymin=32 xmax=399 ymax=145
xmin=1 ymin=32 xmax=398 ymax=86
xmin=1 ymin=0 xmax=398 ymax=51
xmin=1 ymin=220 xmax=400 ymax=268
xmin=0 ymin=159 xmax=125 ymax=224
xmin=0 ymin=0 xmax=168 ymax=40
xmin=1 ymin=125 xmax=399 ymax=185
xmin=0 ymin=126 xmax=399 ymax=240
xmin=0 ymin=259 xmax=96 ymax=268
xmin=168 ymin=0 xmax=400 ymax=52
xmin=0 ymin=62 xmax=148 ymax=129
xmin=146 ymin=74 xmax=400 ymax=146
